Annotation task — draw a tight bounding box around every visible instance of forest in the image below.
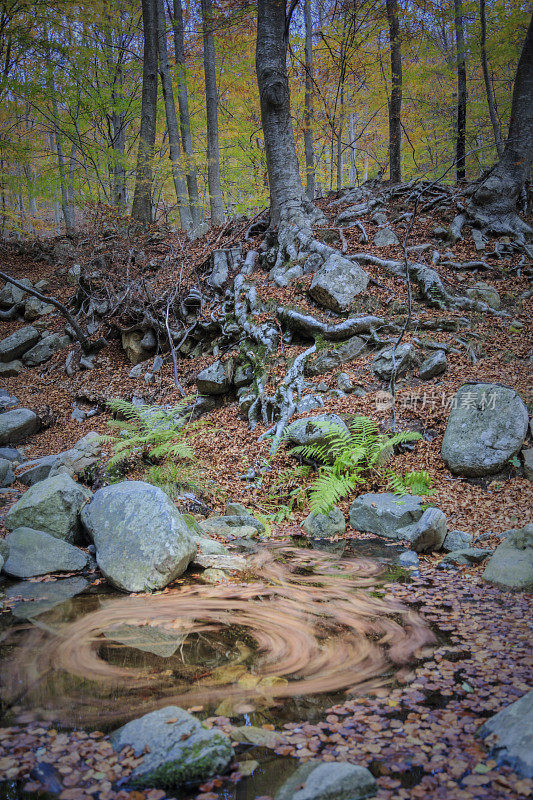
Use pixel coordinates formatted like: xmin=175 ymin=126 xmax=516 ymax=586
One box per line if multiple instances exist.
xmin=0 ymin=1 xmax=531 ymax=800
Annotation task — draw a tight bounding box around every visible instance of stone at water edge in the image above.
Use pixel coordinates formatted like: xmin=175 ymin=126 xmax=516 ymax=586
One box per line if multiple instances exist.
xmin=302 ymin=507 xmax=346 ymax=537
xmin=441 ymin=383 xmax=528 ymax=477
xmin=81 ymin=481 xmax=196 ymax=593
xmin=439 ymin=548 xmax=494 ymax=567
xmin=482 ymin=524 xmax=533 ymax=590
xmin=275 ymin=760 xmax=377 ymax=800
xmin=398 ymin=506 xmax=447 ymax=552
xmin=478 ymin=690 xmax=533 ymax=778
xmin=349 ymin=492 xmax=425 ymax=539
xmin=0 ymin=408 xmax=40 ymax=445
xmin=309 ymin=253 xmax=369 ymax=313
xmin=2 ymin=527 xmax=89 ymax=578
xmin=0 ymin=325 xmax=40 ymax=362
xmin=110 ymin=706 xmax=233 ymax=790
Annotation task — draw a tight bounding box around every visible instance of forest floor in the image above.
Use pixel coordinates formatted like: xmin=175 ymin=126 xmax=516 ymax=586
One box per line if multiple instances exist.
xmin=0 ymin=187 xmax=532 ymax=799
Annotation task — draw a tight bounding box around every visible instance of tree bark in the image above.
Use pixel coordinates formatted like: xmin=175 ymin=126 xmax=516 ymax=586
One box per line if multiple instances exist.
xmin=303 ymin=0 xmax=315 ymax=200
xmin=170 ymin=0 xmax=201 ymax=228
xmin=454 ymin=0 xmax=467 ymax=182
xmin=132 ymin=0 xmax=159 ymax=225
xmin=256 ymin=0 xmax=316 ymax=227
xmin=479 ymin=0 xmax=503 ymax=158
xmin=201 ymin=0 xmax=225 ymax=225
xmin=471 ymin=13 xmax=533 ymax=232
xmin=156 ymin=0 xmax=192 ymax=231
xmin=386 ymin=0 xmax=402 ymax=183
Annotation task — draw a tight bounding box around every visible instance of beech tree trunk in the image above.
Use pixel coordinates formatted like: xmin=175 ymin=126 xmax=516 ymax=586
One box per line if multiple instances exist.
xmin=479 ymin=0 xmax=503 ymax=158
xmin=201 ymin=0 xmax=225 ymax=225
xmin=156 ymin=0 xmax=192 ymax=231
xmin=132 ymin=0 xmax=158 ymax=224
xmin=454 ymin=0 xmax=467 ymax=182
xmin=170 ymin=0 xmax=201 ymax=228
xmin=303 ymin=0 xmax=315 ymax=200
xmin=386 ymin=0 xmax=402 ymax=183
xmin=256 ymin=0 xmax=314 ymax=226
xmin=471 ymin=13 xmax=533 ymax=231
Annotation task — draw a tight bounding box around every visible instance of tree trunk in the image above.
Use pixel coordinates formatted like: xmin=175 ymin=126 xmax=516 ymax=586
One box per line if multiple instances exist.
xmin=156 ymin=0 xmax=192 ymax=231
xmin=348 ymin=113 xmax=357 ymax=185
xmin=454 ymin=0 xmax=467 ymax=182
xmin=170 ymin=0 xmax=201 ymax=228
xmin=303 ymin=0 xmax=315 ymax=200
xmin=479 ymin=0 xmax=503 ymax=158
xmin=386 ymin=0 xmax=402 ymax=183
xmin=256 ymin=0 xmax=317 ymax=227
xmin=201 ymin=0 xmax=225 ymax=225
xmin=336 ymin=86 xmax=344 ymax=191
xmin=471 ymin=13 xmax=533 ymax=233
xmin=132 ymin=0 xmax=159 ymax=225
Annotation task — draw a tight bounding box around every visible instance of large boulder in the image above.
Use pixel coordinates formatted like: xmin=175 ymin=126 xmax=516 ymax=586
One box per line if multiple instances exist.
xmin=478 ymin=690 xmax=533 ymax=778
xmin=309 ymin=254 xmax=369 ymax=313
xmin=110 ymin=706 xmax=233 ymax=789
xmin=0 ymin=408 xmax=40 ymax=445
xmin=197 ymin=359 xmax=234 ymax=395
xmin=5 ymin=474 xmax=91 ymax=544
xmin=2 ymin=527 xmax=89 ymax=578
xmin=22 ymin=333 xmax=70 ymax=366
xmin=441 ymin=384 xmax=528 ymax=477
xmin=81 ymin=481 xmax=196 ymax=592
xmin=306 ymin=336 xmax=366 ymax=376
xmin=482 ymin=524 xmax=533 ymax=590
xmin=349 ymin=492 xmax=425 ymax=538
xmin=0 ymin=326 xmax=40 ymax=362
xmin=276 ymin=761 xmax=377 ymax=800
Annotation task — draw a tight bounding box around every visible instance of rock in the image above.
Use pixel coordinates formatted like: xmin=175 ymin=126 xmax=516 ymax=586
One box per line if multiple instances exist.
xmin=419 ymin=350 xmax=447 ymax=379
xmin=284 ymin=414 xmax=350 ymax=458
xmin=374 ymin=227 xmax=399 ymax=247
xmin=0 ymin=278 xmax=32 ymax=309
xmin=482 ymin=524 xmax=533 ymax=590
xmin=0 ymin=552 xmax=3 ymax=571
xmin=230 ymin=725 xmax=282 ymax=747
xmin=0 ymin=326 xmax=40 ymax=362
xmin=5 ymin=474 xmax=91 ymax=543
xmin=276 ymin=760 xmax=377 ymax=800
xmin=194 ymin=553 xmax=247 ymax=571
xmin=208 ymin=249 xmax=238 ymax=290
xmin=471 ymin=229 xmax=486 ymax=251
xmin=23 ymin=333 xmax=70 ymax=366
xmin=17 ymin=454 xmax=59 ymax=486
xmin=0 ymin=457 xmax=15 ymax=487
xmin=5 ymin=576 xmax=89 ymax=619
xmin=441 ymin=384 xmax=528 ymax=477
xmin=349 ymin=493 xmax=425 ymax=538
xmin=439 ymin=547 xmax=493 ymax=567
xmin=443 ymin=529 xmax=474 ymax=552
xmin=270 ymin=263 xmax=303 ymax=287
xmin=67 ymin=264 xmax=81 ymax=285
xmin=234 ymin=364 xmax=253 ymax=388
xmin=0 ymin=389 xmax=18 ymax=412
xmin=0 ymin=360 xmax=23 ymax=377
xmin=398 ymin=507 xmax=447 ymax=552
xmin=24 ymin=297 xmax=54 ymax=321
xmin=110 ymin=706 xmax=233 ymax=789
xmin=197 ymin=359 xmax=233 ymax=395
xmin=372 ymin=343 xmax=417 ymax=380
xmin=371 ymin=211 xmax=388 ymax=225
xmin=104 ymin=623 xmax=187 ymax=657
xmin=466 ymin=281 xmax=500 ymax=309
xmin=522 ymin=448 xmax=533 ymax=482
xmin=306 ymin=336 xmax=366 ymax=376
xmin=199 ymin=517 xmax=257 ymax=540
xmin=140 ymin=329 xmax=157 ymax=350
xmin=225 ymin=501 xmax=248 ymax=516
xmin=219 ymin=514 xmax=264 ymax=533
xmin=302 ymin=507 xmax=346 ymax=537
xmin=2 ymin=527 xmax=89 ymax=578
xmin=398 ymin=550 xmax=420 ymax=567
xmin=81 ymin=481 xmax=196 ymax=592
xmin=0 ymin=446 xmax=23 ymax=462
xmin=309 ymin=254 xmax=369 ymax=313
xmin=195 ymin=536 xmax=228 ymax=556
xmin=303 ymin=253 xmax=323 ymax=274
xmin=477 ymin=690 xmax=533 ymax=778
xmin=337 ymin=372 xmax=353 ymax=392
xmin=121 ymin=331 xmax=152 ymax=365
xmin=296 ymin=395 xmax=324 ymax=414
xmin=0 ymin=408 xmax=40 ymax=445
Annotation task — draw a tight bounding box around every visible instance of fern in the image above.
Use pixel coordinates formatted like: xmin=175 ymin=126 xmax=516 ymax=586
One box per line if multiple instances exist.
xmin=286 ymin=416 xmax=422 ymax=515
xmin=387 ymin=469 xmax=435 ymax=496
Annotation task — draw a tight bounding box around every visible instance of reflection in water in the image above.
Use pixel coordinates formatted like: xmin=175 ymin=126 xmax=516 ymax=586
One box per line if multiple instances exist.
xmin=1 ymin=545 xmax=434 ymax=727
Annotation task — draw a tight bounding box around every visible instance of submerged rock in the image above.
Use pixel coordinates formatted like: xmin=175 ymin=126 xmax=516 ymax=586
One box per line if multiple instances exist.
xmin=110 ymin=706 xmax=233 ymax=789
xmin=5 ymin=576 xmax=89 ymax=619
xmin=275 ymin=760 xmax=377 ymax=800
xmin=478 ymin=690 xmax=533 ymax=778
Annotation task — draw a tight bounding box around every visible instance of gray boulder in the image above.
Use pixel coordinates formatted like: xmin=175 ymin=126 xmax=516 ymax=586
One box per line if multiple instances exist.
xmin=81 ymin=481 xmax=196 ymax=592
xmin=2 ymin=527 xmax=89 ymax=578
xmin=466 ymin=281 xmax=500 ymax=309
xmin=419 ymin=350 xmax=447 ymax=379
xmin=276 ymin=761 xmax=377 ymax=800
xmin=478 ymin=690 xmax=533 ymax=778
xmin=302 ymin=507 xmax=346 ymax=537
xmin=0 ymin=408 xmax=40 ymax=445
xmin=195 ymin=536 xmax=229 ymax=556
xmin=0 ymin=389 xmax=18 ymax=412
xmin=306 ymin=336 xmax=366 ymax=376
xmin=0 ymin=278 xmax=32 ymax=309
xmin=284 ymin=414 xmax=350 ymax=459
xmin=16 ymin=432 xmax=101 ymax=486
xmin=443 ymin=529 xmax=473 ymax=552
xmin=522 ymin=448 xmax=533 ymax=482
xmin=441 ymin=384 xmax=528 ymax=477
xmin=309 ymin=254 xmax=369 ymax=313
xmin=439 ymin=547 xmax=493 ymax=567
xmin=17 ymin=454 xmax=59 ymax=486
xmin=23 ymin=333 xmax=70 ymax=366
xmin=398 ymin=507 xmax=447 ymax=552
xmin=197 ymin=359 xmax=233 ymax=395
xmin=0 ymin=361 xmax=23 ymax=377
xmin=24 ymin=297 xmax=54 ymax=321
xmin=372 ymin=343 xmax=417 ymax=380
xmin=349 ymin=492 xmax=424 ymax=538
xmin=0 ymin=446 xmax=23 ymax=462
xmin=482 ymin=524 xmax=533 ymax=590
xmin=374 ymin=227 xmax=399 ymax=247
xmin=0 ymin=326 xmax=40 ymax=362
xmin=110 ymin=706 xmax=233 ymax=789
xmin=5 ymin=474 xmax=91 ymax=544
xmin=0 ymin=457 xmax=15 ymax=487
